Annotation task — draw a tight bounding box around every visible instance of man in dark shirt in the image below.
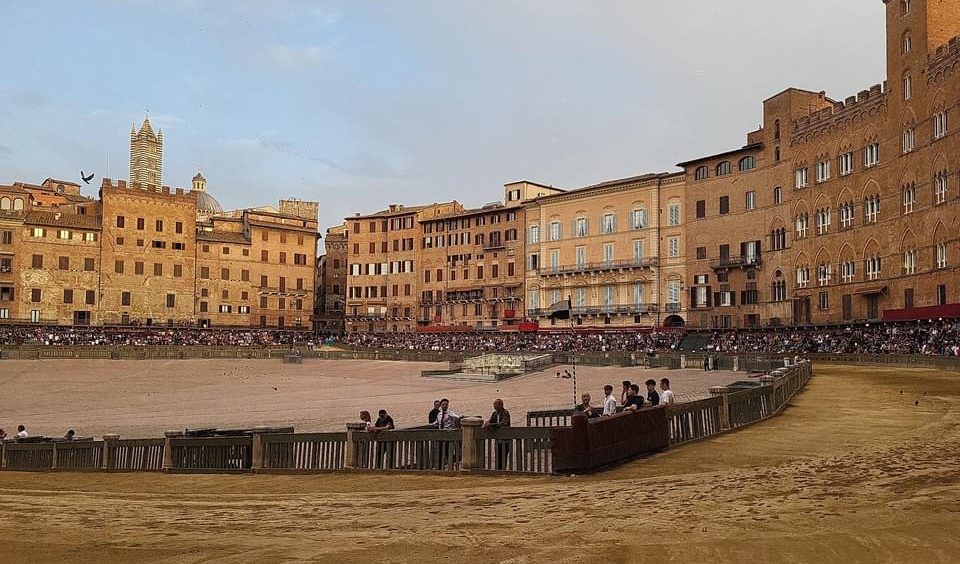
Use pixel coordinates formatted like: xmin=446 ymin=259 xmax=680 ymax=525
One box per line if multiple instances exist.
xmin=484 ymin=399 xmax=512 ymax=470
xmin=622 ymin=384 xmax=644 ymax=411
xmin=428 ymin=399 xmax=441 ymax=425
xmin=574 ymin=393 xmax=598 ymax=418
xmin=371 ymin=409 xmax=396 ymax=469
xmin=645 ymin=379 xmax=660 ymax=406
xmin=620 ymin=380 xmax=632 ymax=405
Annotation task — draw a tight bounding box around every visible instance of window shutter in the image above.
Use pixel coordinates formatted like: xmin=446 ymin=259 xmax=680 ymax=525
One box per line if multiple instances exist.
xmin=706 ymin=287 xmax=713 ymax=307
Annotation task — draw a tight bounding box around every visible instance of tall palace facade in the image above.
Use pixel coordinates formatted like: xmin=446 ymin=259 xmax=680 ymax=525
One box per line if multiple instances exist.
xmin=0 ymin=119 xmax=320 ymax=329
xmin=331 ymin=0 xmax=960 ymax=333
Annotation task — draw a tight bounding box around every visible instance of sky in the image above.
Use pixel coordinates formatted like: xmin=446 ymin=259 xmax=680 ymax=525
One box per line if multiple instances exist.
xmin=0 ymin=1 xmax=886 ymax=250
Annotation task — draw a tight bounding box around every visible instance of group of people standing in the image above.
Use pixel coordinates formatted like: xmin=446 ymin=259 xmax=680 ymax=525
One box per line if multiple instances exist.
xmin=576 ymin=377 xmax=675 ymax=417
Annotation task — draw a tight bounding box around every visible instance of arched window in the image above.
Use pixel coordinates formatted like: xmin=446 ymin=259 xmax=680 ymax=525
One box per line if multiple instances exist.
xmin=694 ymin=166 xmax=708 ymax=180
xmin=903 ymin=73 xmax=912 ymax=101
xmin=775 ymin=146 xmax=781 ymax=162
xmin=902 ymin=32 xmax=912 ymax=54
xmin=772 ymin=271 xmax=787 ymax=302
xmin=716 ymin=161 xmax=731 ymax=176
xmin=12 ymin=198 xmax=23 ymax=211
xmin=902 ymin=0 xmax=911 ymax=15
xmin=774 ymin=119 xmax=781 ymax=140
xmin=739 ymin=156 xmax=756 ymax=172
xmin=0 ymin=197 xmax=9 ymax=210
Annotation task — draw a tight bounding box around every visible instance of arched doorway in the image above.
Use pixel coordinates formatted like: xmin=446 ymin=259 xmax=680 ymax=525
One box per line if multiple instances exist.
xmin=663 ymin=315 xmax=685 ymax=328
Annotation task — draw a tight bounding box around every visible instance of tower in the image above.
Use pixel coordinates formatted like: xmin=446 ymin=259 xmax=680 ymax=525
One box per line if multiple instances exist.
xmin=129 ymin=117 xmax=163 ymax=188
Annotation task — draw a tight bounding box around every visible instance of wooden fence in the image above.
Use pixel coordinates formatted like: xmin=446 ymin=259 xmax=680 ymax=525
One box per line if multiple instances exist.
xmin=0 ymin=362 xmax=813 ymax=476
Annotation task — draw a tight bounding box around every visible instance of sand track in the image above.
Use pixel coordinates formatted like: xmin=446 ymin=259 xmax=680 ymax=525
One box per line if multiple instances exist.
xmin=1 ymin=364 xmax=959 ymax=563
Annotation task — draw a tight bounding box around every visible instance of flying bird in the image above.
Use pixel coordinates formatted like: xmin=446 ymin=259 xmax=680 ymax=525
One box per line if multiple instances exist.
xmin=81 ymin=171 xmax=95 ymax=184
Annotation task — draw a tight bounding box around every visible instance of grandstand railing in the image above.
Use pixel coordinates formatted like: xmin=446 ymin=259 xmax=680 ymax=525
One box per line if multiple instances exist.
xmin=259 ymin=431 xmax=346 ymax=472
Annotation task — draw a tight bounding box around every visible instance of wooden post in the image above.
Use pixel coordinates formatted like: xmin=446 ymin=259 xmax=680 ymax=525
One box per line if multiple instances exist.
xmin=709 ymin=386 xmax=731 ymax=430
xmin=51 ymin=442 xmax=58 ymax=470
xmin=459 ymin=417 xmax=484 ymax=472
xmin=0 ymin=440 xmax=5 ymax=469
xmin=251 ymin=426 xmax=269 ymax=472
xmin=162 ymin=430 xmax=182 ymax=472
xmin=102 ymin=434 xmax=119 ymax=471
xmin=680 ymin=355 xmax=687 ymax=369
xmin=344 ymin=422 xmax=367 ymax=469
xmin=732 ymin=355 xmax=740 ymax=372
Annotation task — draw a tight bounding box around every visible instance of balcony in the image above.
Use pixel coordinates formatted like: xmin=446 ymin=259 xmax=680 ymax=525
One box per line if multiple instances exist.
xmin=538 ymin=258 xmax=659 ymax=277
xmin=709 ymin=255 xmax=762 ymax=270
xmin=665 ymin=303 xmax=681 ymax=313
xmin=527 ymin=304 xmax=659 ymax=317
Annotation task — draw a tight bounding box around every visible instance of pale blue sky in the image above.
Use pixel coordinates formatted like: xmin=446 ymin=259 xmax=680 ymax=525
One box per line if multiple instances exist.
xmin=0 ymin=1 xmax=885 ymax=247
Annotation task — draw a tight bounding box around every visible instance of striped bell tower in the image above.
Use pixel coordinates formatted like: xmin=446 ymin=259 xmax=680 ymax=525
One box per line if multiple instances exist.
xmin=129 ymin=116 xmax=163 ymax=189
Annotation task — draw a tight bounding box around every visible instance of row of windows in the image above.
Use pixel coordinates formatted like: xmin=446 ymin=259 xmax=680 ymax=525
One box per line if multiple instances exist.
xmin=349 ymin=261 xmax=416 ymax=276
xmin=28 ymin=227 xmax=98 ymax=242
xmin=115 ymin=216 xmax=184 ymax=234
xmin=528 ymin=237 xmax=680 ymax=270
xmin=527 ymin=281 xmax=682 ymax=309
xmin=795 ymin=144 xmax=881 ymax=188
xmin=693 ymin=156 xmax=756 ymax=181
xmin=530 ymin=207 xmax=679 ymax=244
xmin=348 ymin=285 xmax=413 ymax=299
xmin=423 ymin=211 xmax=517 ymax=233
xmin=29 ymin=255 xmax=96 ymax=271
xmin=424 ymin=262 xmax=517 ymax=282
xmin=0 ymin=197 xmax=25 ymax=211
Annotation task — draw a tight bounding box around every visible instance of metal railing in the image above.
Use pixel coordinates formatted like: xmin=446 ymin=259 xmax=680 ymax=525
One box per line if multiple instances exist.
xmin=538 ymin=258 xmax=659 ymax=276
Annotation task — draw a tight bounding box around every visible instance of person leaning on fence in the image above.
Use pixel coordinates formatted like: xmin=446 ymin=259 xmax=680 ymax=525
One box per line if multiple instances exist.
xmin=645 ymin=379 xmax=660 ymax=406
xmin=484 ymin=399 xmax=512 ymax=470
xmin=16 ymin=425 xmax=27 ymax=439
xmin=574 ymin=393 xmax=598 ymax=418
xmin=622 ymin=384 xmax=644 ymax=412
xmin=602 ymin=385 xmax=618 ymax=416
xmin=359 ymin=410 xmax=374 ymax=431
xmin=620 ymin=380 xmax=632 ymax=405
xmin=659 ymin=378 xmax=676 ymax=405
xmin=370 ymin=409 xmax=396 ymax=469
xmin=428 ymin=399 xmax=441 ymax=426
xmin=63 ymin=429 xmax=76 ymax=441
xmin=436 ymin=398 xmax=460 ymax=430
xmin=0 ymin=428 xmax=6 ymax=441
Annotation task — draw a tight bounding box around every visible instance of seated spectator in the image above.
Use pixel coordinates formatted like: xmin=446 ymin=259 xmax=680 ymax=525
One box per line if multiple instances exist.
xmin=359 ymin=410 xmax=373 ymax=431
xmin=63 ymin=429 xmax=76 ymax=441
xmin=622 ymin=384 xmax=644 ymax=412
xmin=16 ymin=425 xmax=27 ymax=439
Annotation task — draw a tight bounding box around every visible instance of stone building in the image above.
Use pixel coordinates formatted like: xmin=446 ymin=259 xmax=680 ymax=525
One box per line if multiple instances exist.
xmin=315 ymin=222 xmax=348 ymax=333
xmin=523 ymin=173 xmax=687 ymax=329
xmin=418 ymin=184 xmax=532 ymax=330
xmin=681 ymin=0 xmax=960 ymax=328
xmin=344 ymin=201 xmax=462 ymax=332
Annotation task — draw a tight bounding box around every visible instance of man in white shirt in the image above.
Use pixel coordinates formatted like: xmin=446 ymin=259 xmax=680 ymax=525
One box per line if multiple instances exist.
xmin=659 ymin=378 xmax=676 ymax=405
xmin=602 ymin=385 xmax=618 ymax=416
xmin=16 ymin=425 xmax=27 ymax=438
xmin=436 ymin=398 xmax=460 ymax=430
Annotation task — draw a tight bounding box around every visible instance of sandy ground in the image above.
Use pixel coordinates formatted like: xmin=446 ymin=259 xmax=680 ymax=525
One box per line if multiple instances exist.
xmin=0 ymin=359 xmax=727 ymax=437
xmin=0 ymin=364 xmax=958 ymax=563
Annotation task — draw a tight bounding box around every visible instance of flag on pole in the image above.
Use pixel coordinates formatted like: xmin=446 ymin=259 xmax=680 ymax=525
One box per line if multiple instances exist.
xmin=548 ymin=298 xmax=572 ymax=320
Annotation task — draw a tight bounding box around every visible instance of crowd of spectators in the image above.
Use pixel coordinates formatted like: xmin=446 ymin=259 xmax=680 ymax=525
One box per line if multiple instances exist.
xmin=339 ymin=330 xmax=684 ymax=353
xmin=704 ymin=319 xmax=960 ymax=356
xmin=3 ymin=319 xmax=960 ymax=356
xmin=0 ymin=327 xmax=313 ymax=347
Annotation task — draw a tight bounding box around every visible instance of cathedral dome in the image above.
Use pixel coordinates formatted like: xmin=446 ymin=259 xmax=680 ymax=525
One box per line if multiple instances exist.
xmin=195 ymin=190 xmax=223 ymax=215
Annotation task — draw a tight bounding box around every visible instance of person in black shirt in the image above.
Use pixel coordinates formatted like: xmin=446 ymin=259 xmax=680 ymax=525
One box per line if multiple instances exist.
xmin=483 ymin=399 xmax=512 ymax=470
xmin=574 ymin=393 xmax=598 ymax=418
xmin=623 ymin=384 xmax=644 ymax=411
xmin=371 ymin=409 xmax=395 ymax=469
xmin=428 ymin=399 xmax=441 ymax=425
xmin=645 ymin=379 xmax=660 ymax=406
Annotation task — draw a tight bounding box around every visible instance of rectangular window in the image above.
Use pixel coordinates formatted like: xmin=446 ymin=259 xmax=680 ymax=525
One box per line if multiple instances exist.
xmin=85 ymin=290 xmax=95 ymax=305
xmin=32 ymin=227 xmax=45 ymax=238
xmin=816 ymin=160 xmax=831 ymax=183
xmin=0 ymin=231 xmax=11 ymax=245
xmin=174 ymin=264 xmax=182 ymax=278
xmin=695 ymin=200 xmax=706 ymax=218
xmin=121 ymin=291 xmax=131 ymax=306
xmin=774 ymin=186 xmax=782 ymax=205
xmin=902 ymin=127 xmax=916 ymax=153
xmin=84 ymin=258 xmax=94 ymax=272
xmin=602 ymin=243 xmax=614 ymax=264
xmin=668 ymin=236 xmax=680 ymax=257
xmin=31 ymin=254 xmax=43 ymax=268
xmin=59 ymin=229 xmax=70 ymax=240
xmin=154 ymin=263 xmax=162 ymax=276
xmin=667 ymin=281 xmax=681 ymax=305
xmin=838 ymin=151 xmax=854 ymax=176
xmin=116 ymin=216 xmax=125 ymax=228
xmin=548 ymin=221 xmax=561 ymax=241
xmin=819 ymin=292 xmax=829 ymax=311
xmin=934 ymin=110 xmax=949 ymax=140
xmin=63 ymin=289 xmax=73 ymax=304
xmin=631 ymin=209 xmax=647 ymax=229
xmin=937 ymin=242 xmax=948 ymax=269
xmin=155 ymin=219 xmax=163 ymax=232
xmin=696 ymin=246 xmax=707 ymax=259
xmin=864 ymin=143 xmax=880 ymax=167
xmin=200 ymin=266 xmax=209 ymax=279
xmin=527 ymin=225 xmax=540 ymax=244
xmin=136 ymin=218 xmax=145 ymax=230
xmin=261 ymin=250 xmax=268 ymax=262
xmin=745 ymin=191 xmax=756 ymax=210
xmin=633 ymin=283 xmax=644 ymax=306
xmin=668 ymin=204 xmax=681 ymax=226
xmin=633 ymin=240 xmax=644 ymax=261
xmin=166 ymin=294 xmax=176 ymax=308
xmin=719 ymin=196 xmax=729 ymax=215
xmin=58 ymin=256 xmax=69 ymax=270
xmin=31 ymin=289 xmax=41 ymax=302
xmin=241 ymin=269 xmax=249 ymax=282
xmin=575 ymin=217 xmax=588 ymax=237
xmin=135 ymin=261 xmax=144 ymax=275
xmin=935 ymin=171 xmax=949 ymax=204
xmin=795 ymin=167 xmax=809 ymax=188
xmin=601 ymin=213 xmax=616 ymax=234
